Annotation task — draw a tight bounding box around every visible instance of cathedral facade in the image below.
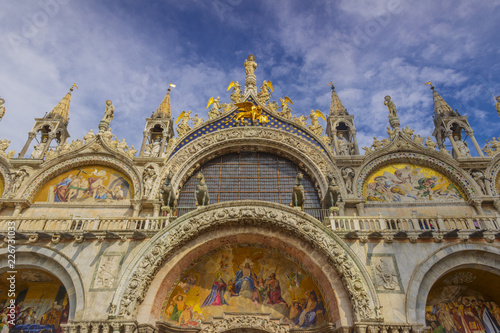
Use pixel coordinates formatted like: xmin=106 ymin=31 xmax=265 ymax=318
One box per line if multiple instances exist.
xmin=1 ymin=56 xmax=500 ymax=333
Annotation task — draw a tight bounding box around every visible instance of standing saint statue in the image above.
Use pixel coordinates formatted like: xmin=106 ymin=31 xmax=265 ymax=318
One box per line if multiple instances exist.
xmin=384 ymin=95 xmax=398 ymax=118
xmin=244 ymin=54 xmax=257 ymax=75
xmin=102 ymin=100 xmax=115 ymax=124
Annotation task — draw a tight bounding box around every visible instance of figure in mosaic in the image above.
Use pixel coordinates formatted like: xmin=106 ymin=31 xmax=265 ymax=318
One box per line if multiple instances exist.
xmin=292 ymin=172 xmax=305 ymax=210
xmin=195 ymin=172 xmax=210 ymax=206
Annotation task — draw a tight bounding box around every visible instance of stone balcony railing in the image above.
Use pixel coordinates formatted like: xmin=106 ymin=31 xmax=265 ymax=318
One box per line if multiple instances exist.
xmin=1 ymin=207 xmax=499 ymax=243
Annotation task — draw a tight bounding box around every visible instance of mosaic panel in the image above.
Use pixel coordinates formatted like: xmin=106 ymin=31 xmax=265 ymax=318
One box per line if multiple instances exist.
xmin=363 ymin=163 xmax=465 ymax=202
xmin=0 ymin=269 xmax=68 ymax=333
xmin=23 ymin=155 xmax=140 ymax=200
xmin=425 ymin=269 xmax=500 ymax=333
xmin=33 ymin=165 xmax=133 ymax=203
xmin=357 ymin=153 xmax=473 ymax=200
xmin=161 ymin=245 xmax=329 ymax=328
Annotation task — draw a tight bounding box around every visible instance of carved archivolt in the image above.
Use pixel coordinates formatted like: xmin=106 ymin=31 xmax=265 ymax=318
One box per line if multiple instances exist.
xmin=355 ymin=152 xmax=480 ymax=200
xmin=22 ymin=154 xmax=142 ymax=200
xmin=485 ymin=155 xmax=500 ymax=196
xmin=158 ymin=127 xmax=342 ymax=200
xmin=111 ymin=201 xmax=381 ymax=323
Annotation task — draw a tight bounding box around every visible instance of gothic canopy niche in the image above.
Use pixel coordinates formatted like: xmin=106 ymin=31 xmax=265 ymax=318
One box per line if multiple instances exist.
xmin=356 ymin=153 xmax=476 ymax=202
xmin=160 ymin=244 xmax=331 ymax=329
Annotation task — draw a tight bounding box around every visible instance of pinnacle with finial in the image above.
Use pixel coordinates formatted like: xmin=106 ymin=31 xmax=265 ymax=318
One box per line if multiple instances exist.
xmin=154 ymin=83 xmax=175 ymax=118
xmin=46 ymin=83 xmax=78 ymax=123
xmin=425 ymin=81 xmax=456 ymax=118
xmin=328 ymin=82 xmax=347 ymax=116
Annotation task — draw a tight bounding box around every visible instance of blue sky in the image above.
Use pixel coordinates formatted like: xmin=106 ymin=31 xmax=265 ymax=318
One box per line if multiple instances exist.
xmin=1 ymin=0 xmax=499 ymax=155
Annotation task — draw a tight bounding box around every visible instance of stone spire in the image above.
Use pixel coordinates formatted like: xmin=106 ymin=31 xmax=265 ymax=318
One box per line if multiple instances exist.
xmin=329 ymin=84 xmax=347 ymax=116
xmin=153 ymin=84 xmax=175 ymax=118
xmin=428 ymin=83 xmax=457 ymax=118
xmin=46 ymin=84 xmax=77 ymax=123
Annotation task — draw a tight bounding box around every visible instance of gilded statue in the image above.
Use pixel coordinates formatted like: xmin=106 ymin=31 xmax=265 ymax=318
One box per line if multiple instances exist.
xmin=278 ymin=96 xmax=293 ymax=119
xmin=226 ymin=102 xmax=268 ymax=125
xmin=384 ymin=95 xmax=398 ymax=118
xmin=258 ymin=80 xmax=273 ymax=104
xmin=102 ymin=100 xmax=115 ymax=124
xmin=227 ymin=81 xmax=243 ymax=103
xmin=293 ymin=115 xmax=308 ymax=127
xmin=175 ymin=111 xmax=193 ymax=137
xmin=244 ymin=54 xmax=257 ymax=75
xmin=308 ymin=109 xmax=325 ymax=136
xmin=0 ymin=98 xmax=5 ymax=121
xmin=207 ymin=97 xmax=222 ymax=120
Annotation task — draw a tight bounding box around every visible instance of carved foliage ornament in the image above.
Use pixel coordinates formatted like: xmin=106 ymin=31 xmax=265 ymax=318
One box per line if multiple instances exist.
xmin=115 ymin=204 xmax=377 ymax=322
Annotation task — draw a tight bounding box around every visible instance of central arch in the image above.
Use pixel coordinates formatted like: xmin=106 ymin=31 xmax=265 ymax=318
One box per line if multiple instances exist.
xmin=111 ymin=201 xmax=381 ymax=327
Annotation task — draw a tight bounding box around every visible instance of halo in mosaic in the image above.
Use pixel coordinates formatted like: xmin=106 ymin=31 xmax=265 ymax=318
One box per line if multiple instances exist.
xmin=22 ymin=155 xmax=140 ymax=200
xmin=356 ymin=153 xmax=474 ymax=200
xmin=170 ymin=96 xmax=329 ymax=158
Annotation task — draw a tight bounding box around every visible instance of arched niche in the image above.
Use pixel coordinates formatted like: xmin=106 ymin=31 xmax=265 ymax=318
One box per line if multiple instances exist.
xmin=151 ymin=240 xmax=337 ymax=329
xmin=112 ymin=202 xmax=380 ymax=326
xmin=363 ymin=163 xmax=466 ymax=203
xmin=0 ymin=245 xmax=85 ymax=321
xmin=22 ymin=155 xmax=141 ymax=201
xmin=158 ymin=127 xmax=342 ymax=203
xmin=406 ymin=243 xmax=500 ymax=325
xmin=424 ymin=268 xmax=500 ymax=333
xmin=355 ymin=152 xmax=479 ymax=201
xmin=32 ymin=164 xmax=134 ymax=203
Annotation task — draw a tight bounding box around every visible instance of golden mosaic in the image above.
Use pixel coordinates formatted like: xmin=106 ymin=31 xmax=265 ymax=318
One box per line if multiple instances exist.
xmin=363 ymin=164 xmax=465 ymax=202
